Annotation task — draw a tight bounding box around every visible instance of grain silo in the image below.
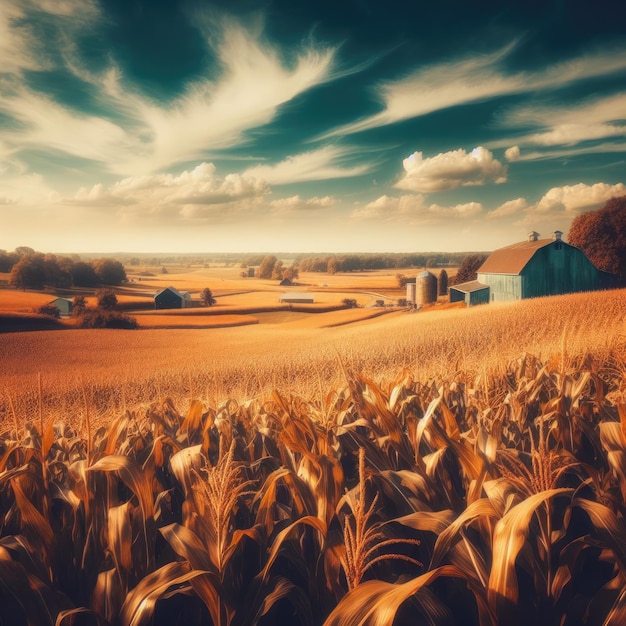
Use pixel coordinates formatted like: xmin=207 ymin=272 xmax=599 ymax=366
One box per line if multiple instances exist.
xmin=406 ymin=278 xmax=416 ymax=305
xmin=416 ymin=271 xmax=437 ymax=306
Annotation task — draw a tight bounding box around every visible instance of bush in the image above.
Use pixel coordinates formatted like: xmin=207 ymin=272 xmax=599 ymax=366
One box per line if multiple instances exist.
xmin=342 ymin=298 xmax=358 ymax=308
xmin=76 ymin=309 xmax=138 ymax=329
xmin=35 ymin=304 xmax=61 ymax=319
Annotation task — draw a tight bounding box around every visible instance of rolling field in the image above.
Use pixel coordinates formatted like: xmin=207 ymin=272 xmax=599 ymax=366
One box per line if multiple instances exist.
xmin=1 ymin=288 xmax=624 ymax=428
xmin=0 ymin=286 xmax=625 ymax=625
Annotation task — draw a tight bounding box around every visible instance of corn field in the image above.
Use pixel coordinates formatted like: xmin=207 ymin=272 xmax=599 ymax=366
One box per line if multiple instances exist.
xmin=1 ymin=343 xmax=626 ymax=625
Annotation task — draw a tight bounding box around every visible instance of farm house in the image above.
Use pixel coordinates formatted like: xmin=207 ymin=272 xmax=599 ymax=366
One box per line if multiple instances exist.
xmin=154 ymin=286 xmax=193 ymax=309
xmin=453 ymin=231 xmax=615 ymax=305
xmin=280 ymin=292 xmax=314 ymax=304
xmin=49 ymin=297 xmax=73 ymax=316
xmin=449 ymin=281 xmax=490 ymax=306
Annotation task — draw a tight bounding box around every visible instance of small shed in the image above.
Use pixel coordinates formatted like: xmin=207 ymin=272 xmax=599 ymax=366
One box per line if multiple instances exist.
xmin=279 ymin=277 xmax=294 ymax=287
xmin=154 ymin=286 xmax=192 ymax=309
xmin=280 ymin=292 xmax=314 ymax=304
xmin=247 ymin=267 xmax=255 ymax=278
xmin=449 ymin=281 xmax=490 ymax=306
xmin=49 ymin=297 xmax=73 ymax=316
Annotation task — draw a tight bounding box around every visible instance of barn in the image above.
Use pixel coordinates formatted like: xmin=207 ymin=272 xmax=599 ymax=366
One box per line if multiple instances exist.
xmin=49 ymin=297 xmax=73 ymax=316
xmin=154 ymin=286 xmax=192 ymax=309
xmin=279 ymin=292 xmax=314 ymax=304
xmin=466 ymin=231 xmax=614 ymax=303
xmin=449 ymin=281 xmax=490 ymax=307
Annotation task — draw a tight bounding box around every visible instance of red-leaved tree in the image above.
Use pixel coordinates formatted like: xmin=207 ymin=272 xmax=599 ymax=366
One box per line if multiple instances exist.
xmin=567 ymin=196 xmax=626 ymax=280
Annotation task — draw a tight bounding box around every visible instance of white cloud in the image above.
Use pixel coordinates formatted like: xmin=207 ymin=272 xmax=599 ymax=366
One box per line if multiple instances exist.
xmin=243 ymin=146 xmax=370 ymax=185
xmin=352 ymin=193 xmax=483 ymax=224
xmin=0 ymin=16 xmax=336 ymax=176
xmin=491 ymin=92 xmax=626 ymax=157
xmin=320 ymin=44 xmax=626 ymax=139
xmin=504 ymin=146 xmax=520 ymax=162
xmin=268 ymin=195 xmax=335 ymax=214
xmin=487 ymin=197 xmax=528 ymax=219
xmin=70 ymin=162 xmax=270 ymax=218
xmin=532 ymin=182 xmax=626 ymax=216
xmin=395 ymin=146 xmax=507 ymax=193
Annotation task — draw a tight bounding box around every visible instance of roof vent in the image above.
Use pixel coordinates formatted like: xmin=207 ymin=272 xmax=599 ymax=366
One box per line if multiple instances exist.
xmin=553 ymin=230 xmax=563 ymax=241
xmin=528 ymin=231 xmax=540 ymax=242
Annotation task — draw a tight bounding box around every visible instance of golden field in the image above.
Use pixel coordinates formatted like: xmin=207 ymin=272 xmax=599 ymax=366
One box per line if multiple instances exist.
xmin=1 ymin=265 xmax=626 ymax=626
xmin=0 ymin=281 xmax=625 ymax=624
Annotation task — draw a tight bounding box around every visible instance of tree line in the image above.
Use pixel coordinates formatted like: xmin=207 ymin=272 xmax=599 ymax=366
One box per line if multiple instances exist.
xmin=1 ymin=248 xmax=127 ymax=289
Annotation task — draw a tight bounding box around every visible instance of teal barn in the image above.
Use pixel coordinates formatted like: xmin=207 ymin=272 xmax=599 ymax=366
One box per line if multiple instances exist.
xmin=452 ymin=231 xmax=614 ymax=305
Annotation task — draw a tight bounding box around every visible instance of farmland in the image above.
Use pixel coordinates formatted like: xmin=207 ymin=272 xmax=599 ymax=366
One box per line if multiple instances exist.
xmin=0 ymin=267 xmax=625 ymax=625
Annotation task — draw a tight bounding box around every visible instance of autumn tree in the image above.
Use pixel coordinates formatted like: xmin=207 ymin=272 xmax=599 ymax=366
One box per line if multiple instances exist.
xmin=567 ymin=196 xmax=626 ymax=280
xmin=451 ymin=254 xmax=488 ymax=285
xmin=10 ymin=254 xmax=47 ymax=289
xmin=71 ymin=262 xmax=98 ymax=287
xmin=258 ymin=255 xmax=277 ymax=279
xmin=396 ymin=273 xmax=408 ymax=288
xmin=72 ymin=295 xmax=87 ymax=317
xmin=439 ymin=269 xmax=449 ymax=296
xmin=92 ymin=258 xmax=127 ymax=285
xmin=96 ymin=289 xmax=118 ymax=310
xmin=201 ymin=288 xmax=216 ymax=306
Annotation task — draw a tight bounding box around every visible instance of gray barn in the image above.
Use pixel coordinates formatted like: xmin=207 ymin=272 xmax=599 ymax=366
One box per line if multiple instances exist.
xmin=477 ymin=231 xmax=613 ymax=302
xmin=449 ymin=281 xmax=490 ymax=306
xmin=154 ymin=286 xmax=192 ymax=309
xmin=49 ymin=297 xmax=73 ymax=316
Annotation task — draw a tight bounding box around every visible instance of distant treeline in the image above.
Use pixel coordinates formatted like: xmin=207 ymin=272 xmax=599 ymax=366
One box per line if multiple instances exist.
xmin=0 ymin=247 xmax=126 ymax=289
xmin=246 ymin=252 xmax=477 ymax=273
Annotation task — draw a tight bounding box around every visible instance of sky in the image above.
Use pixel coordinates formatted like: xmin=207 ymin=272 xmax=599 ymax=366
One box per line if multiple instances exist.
xmin=1 ymin=0 xmax=625 ymax=254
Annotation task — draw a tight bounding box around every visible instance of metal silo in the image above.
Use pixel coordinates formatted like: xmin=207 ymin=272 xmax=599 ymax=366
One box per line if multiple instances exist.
xmin=406 ymin=281 xmax=416 ymax=304
xmin=416 ymin=271 xmax=437 ymax=305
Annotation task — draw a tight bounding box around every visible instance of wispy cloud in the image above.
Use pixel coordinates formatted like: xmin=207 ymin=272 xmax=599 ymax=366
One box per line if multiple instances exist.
xmin=351 ymin=193 xmax=483 ymax=224
xmin=395 ymin=146 xmax=507 ymax=193
xmin=0 ymin=11 xmax=337 ymax=176
xmin=490 ymin=92 xmax=626 ymax=157
xmin=242 ymin=146 xmax=370 ymax=185
xmin=320 ymin=44 xmax=626 ymax=139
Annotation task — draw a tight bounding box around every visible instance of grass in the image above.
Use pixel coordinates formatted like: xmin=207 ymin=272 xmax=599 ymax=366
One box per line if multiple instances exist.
xmin=1 ymin=288 xmax=624 ymax=429
xmin=0 ymin=325 xmax=625 ymax=624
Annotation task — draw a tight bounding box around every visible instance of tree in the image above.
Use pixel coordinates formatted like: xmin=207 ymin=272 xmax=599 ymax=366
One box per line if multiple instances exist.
xmin=92 ymin=258 xmax=127 ymax=285
xmin=327 ymin=257 xmax=338 ymax=275
xmin=72 ymin=295 xmax=87 ymax=317
xmin=96 ymin=288 xmax=118 ymax=310
xmin=567 ymin=196 xmax=626 ymax=280
xmin=35 ymin=304 xmax=61 ymax=319
xmin=71 ymin=262 xmax=98 ymax=287
xmin=271 ymin=260 xmax=285 ymax=280
xmin=438 ymin=269 xmax=449 ymax=296
xmin=452 ymin=254 xmax=488 ymax=285
xmin=10 ymin=254 xmax=47 ymax=289
xmin=258 ymin=255 xmax=277 ymax=279
xmin=201 ymin=288 xmax=216 ymax=306
xmin=396 ymin=273 xmax=408 ymax=288
xmin=282 ymin=264 xmax=299 ymax=281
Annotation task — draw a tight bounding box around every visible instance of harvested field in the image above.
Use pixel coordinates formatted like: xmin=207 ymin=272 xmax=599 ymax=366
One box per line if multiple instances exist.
xmin=1 ymin=289 xmax=624 ymax=428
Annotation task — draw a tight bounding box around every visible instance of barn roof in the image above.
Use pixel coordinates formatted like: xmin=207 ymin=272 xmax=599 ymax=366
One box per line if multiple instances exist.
xmin=49 ymin=297 xmax=73 ymax=304
xmin=280 ymin=292 xmax=313 ymax=300
xmin=449 ymin=280 xmax=489 ymax=293
xmin=478 ymin=239 xmax=557 ymax=275
xmin=155 ymin=286 xmax=184 ymax=299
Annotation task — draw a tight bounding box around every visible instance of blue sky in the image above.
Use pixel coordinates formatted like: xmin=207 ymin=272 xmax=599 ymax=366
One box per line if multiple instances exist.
xmin=1 ymin=0 xmax=625 ymax=253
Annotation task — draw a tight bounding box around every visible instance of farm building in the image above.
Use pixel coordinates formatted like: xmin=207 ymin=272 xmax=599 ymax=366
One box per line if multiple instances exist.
xmin=154 ymin=286 xmax=193 ymax=309
xmin=279 ymin=277 xmax=294 ymax=287
xmin=453 ymin=231 xmax=615 ymax=305
xmin=280 ymin=292 xmax=314 ymax=304
xmin=49 ymin=297 xmax=73 ymax=316
xmin=449 ymin=281 xmax=490 ymax=307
